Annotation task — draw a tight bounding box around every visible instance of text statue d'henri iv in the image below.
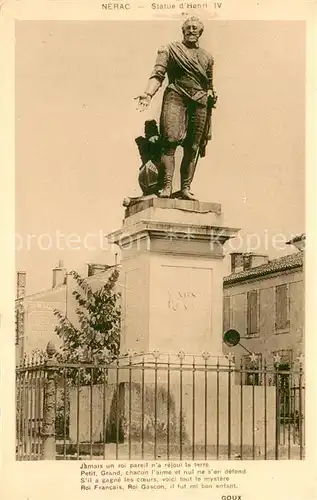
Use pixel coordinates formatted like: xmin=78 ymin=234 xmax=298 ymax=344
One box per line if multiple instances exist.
xmin=134 ymin=17 xmax=218 ymax=203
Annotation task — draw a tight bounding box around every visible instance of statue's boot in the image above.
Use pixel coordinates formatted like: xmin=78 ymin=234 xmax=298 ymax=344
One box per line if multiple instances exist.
xmin=180 ymin=155 xmax=197 ymax=201
xmin=159 ymin=154 xmax=175 ymax=198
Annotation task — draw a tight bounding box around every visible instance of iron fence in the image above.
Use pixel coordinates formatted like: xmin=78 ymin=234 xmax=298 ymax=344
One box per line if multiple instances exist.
xmin=16 ymin=346 xmax=305 ymax=461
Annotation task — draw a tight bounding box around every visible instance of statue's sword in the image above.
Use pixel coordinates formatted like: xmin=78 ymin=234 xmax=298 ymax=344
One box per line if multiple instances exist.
xmin=195 ymin=94 xmax=215 ymax=167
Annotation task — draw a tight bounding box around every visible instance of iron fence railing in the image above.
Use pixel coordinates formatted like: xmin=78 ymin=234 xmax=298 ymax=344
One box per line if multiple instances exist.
xmin=16 ymin=346 xmax=305 ymax=461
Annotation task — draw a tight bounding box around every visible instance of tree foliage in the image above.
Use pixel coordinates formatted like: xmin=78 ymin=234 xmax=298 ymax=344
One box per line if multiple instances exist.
xmin=54 ymin=268 xmax=121 ymax=366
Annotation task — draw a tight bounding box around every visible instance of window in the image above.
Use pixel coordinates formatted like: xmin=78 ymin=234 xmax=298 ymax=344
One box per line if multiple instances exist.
xmin=242 ymin=354 xmax=262 ymax=385
xmin=271 ymin=349 xmax=293 ymax=385
xmin=273 ymin=349 xmax=293 ymax=368
xmin=247 ymin=290 xmax=258 ymax=335
xmin=272 ymin=350 xmax=293 ymax=418
xmin=275 ymin=284 xmax=290 ymax=331
xmin=223 ymin=296 xmax=231 ymax=332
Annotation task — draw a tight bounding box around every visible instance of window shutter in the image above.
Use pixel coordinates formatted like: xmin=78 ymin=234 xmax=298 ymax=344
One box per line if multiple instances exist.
xmin=223 ymin=296 xmax=230 ymax=332
xmin=247 ymin=290 xmax=258 ymax=334
xmin=276 ymin=284 xmax=288 ymax=329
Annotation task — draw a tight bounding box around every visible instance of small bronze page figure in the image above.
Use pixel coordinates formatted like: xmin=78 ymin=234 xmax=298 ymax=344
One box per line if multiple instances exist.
xmin=135 ymin=119 xmax=163 ymax=196
xmin=135 ymin=16 xmax=217 ymax=201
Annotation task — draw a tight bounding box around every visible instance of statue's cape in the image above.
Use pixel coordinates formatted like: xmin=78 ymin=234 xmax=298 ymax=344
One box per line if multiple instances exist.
xmin=167 ymin=41 xmax=209 ymax=93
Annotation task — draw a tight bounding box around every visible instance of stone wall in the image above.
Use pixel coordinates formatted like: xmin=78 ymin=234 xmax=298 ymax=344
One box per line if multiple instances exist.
xmin=69 ymin=369 xmax=276 ymax=453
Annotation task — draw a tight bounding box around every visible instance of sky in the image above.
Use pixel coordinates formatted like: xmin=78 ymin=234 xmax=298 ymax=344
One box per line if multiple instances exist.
xmin=15 ymin=20 xmax=305 ymax=295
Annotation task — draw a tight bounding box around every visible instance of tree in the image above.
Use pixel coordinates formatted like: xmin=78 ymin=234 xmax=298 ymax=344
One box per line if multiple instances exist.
xmin=54 ymin=267 xmax=121 ymax=366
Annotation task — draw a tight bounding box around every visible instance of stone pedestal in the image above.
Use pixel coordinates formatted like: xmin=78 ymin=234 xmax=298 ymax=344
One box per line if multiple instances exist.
xmin=108 ymin=198 xmax=240 ymax=357
xmin=68 ymin=199 xmax=277 ymax=457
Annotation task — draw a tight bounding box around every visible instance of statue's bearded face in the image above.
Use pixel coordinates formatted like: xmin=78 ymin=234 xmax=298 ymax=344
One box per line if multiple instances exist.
xmin=182 ymin=20 xmax=203 ymax=44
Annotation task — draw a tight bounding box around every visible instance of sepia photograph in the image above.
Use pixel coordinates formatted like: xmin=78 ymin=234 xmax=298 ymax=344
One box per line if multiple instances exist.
xmin=14 ymin=15 xmax=306 ymax=468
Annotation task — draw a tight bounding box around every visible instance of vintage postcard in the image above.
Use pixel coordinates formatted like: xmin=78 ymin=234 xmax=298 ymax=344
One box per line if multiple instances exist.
xmin=0 ymin=0 xmax=316 ymax=499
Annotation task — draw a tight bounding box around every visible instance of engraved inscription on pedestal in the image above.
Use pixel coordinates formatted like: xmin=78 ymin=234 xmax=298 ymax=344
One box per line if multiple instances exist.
xmin=150 ymin=264 xmax=213 ymax=353
xmin=167 ymin=290 xmax=200 ymax=312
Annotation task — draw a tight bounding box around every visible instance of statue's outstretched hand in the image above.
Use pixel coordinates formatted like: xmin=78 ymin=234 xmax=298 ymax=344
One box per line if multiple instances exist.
xmin=135 ymin=93 xmax=152 ymax=112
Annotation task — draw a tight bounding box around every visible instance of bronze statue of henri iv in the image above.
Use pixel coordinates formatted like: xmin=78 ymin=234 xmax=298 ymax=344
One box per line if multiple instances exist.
xmin=134 ymin=16 xmax=218 ymax=202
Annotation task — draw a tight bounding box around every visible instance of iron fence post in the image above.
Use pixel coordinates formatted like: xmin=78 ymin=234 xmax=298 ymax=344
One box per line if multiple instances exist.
xmin=42 ymin=342 xmax=58 ymax=460
xmin=274 ymin=360 xmax=280 ymax=460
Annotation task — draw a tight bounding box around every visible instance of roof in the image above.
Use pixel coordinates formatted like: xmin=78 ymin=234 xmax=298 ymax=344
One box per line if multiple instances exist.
xmin=286 ymin=233 xmax=305 ymax=244
xmin=224 ymin=251 xmax=303 ymax=285
xmin=15 ymin=265 xmax=117 ymax=303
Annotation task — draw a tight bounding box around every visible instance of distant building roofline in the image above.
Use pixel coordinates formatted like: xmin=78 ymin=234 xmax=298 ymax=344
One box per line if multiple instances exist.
xmin=229 ymin=252 xmax=269 ymax=257
xmin=224 ymin=252 xmax=303 ymax=286
xmin=15 ymin=264 xmax=117 ymax=302
xmin=286 ymin=233 xmax=305 ymax=245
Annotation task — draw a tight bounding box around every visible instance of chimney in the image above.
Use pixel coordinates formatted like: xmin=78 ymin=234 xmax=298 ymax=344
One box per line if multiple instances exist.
xmin=17 ymin=272 xmax=26 ymax=299
xmin=248 ymin=253 xmax=269 ymax=268
xmin=230 ymin=253 xmax=244 ymax=274
xmin=230 ymin=253 xmax=269 ymax=273
xmin=52 ymin=260 xmax=66 ymax=288
xmin=87 ymin=263 xmax=110 ymax=277
xmin=286 ymin=234 xmax=305 ymax=252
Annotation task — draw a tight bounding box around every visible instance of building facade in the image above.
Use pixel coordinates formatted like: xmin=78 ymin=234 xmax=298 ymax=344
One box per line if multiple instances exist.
xmin=223 ymin=241 xmax=304 ymax=376
xmin=15 ymin=261 xmax=115 ymax=362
